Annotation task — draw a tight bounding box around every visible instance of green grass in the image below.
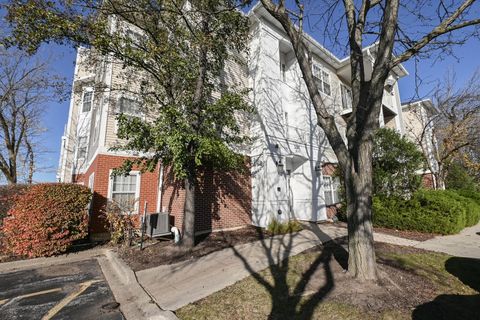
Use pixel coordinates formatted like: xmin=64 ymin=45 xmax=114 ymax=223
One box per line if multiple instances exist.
xmin=176 ymin=245 xmax=480 ymax=320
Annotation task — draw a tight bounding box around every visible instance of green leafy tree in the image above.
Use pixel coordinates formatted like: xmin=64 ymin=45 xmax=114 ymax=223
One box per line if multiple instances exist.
xmin=445 ymin=161 xmax=479 ymax=191
xmin=3 ymin=0 xmax=252 ymax=248
xmin=372 ymin=128 xmax=424 ymax=198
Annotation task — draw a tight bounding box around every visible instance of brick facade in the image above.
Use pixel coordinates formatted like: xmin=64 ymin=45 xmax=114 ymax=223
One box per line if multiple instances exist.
xmin=322 ymin=163 xmax=341 ymax=218
xmin=161 ymin=159 xmax=252 ymax=233
xmin=74 ymin=154 xmax=160 ymax=236
xmin=74 ymin=154 xmax=252 ymax=238
xmin=422 ymin=173 xmax=435 ymax=189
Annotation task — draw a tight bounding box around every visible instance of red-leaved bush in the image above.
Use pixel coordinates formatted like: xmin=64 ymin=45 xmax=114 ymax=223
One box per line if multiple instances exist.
xmin=0 ymin=184 xmax=29 ymax=227
xmin=1 ymin=183 xmax=91 ymax=258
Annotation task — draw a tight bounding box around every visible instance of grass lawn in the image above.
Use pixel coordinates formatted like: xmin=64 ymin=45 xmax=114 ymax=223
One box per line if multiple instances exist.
xmin=176 ymin=241 xmax=480 ymax=320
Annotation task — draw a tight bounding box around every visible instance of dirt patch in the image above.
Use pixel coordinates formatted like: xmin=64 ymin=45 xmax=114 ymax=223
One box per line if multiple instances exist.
xmin=373 ymin=226 xmax=437 ymax=241
xmin=334 ymin=221 xmax=437 ymax=241
xmin=297 ymin=241 xmax=438 ymax=313
xmin=119 ymin=226 xmax=272 ymax=271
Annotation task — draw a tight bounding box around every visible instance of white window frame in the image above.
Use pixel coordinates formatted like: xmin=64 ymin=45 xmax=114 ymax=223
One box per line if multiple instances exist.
xmin=76 ymin=136 xmax=88 ymax=160
xmin=107 ymin=170 xmax=141 ymax=214
xmin=312 ymin=63 xmax=331 ymax=96
xmin=92 ymin=95 xmax=103 ymax=144
xmin=115 ymin=95 xmax=144 ymax=134
xmin=341 ymin=84 xmax=353 ymax=110
xmin=323 ymin=175 xmax=340 ymax=206
xmin=88 ymin=173 xmax=95 ymax=191
xmin=117 ymin=96 xmax=143 ymax=118
xmin=81 ymin=88 xmax=94 ymax=113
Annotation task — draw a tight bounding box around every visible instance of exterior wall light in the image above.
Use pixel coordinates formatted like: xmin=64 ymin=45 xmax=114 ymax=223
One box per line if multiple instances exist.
xmin=276 ymin=159 xmax=284 ymax=174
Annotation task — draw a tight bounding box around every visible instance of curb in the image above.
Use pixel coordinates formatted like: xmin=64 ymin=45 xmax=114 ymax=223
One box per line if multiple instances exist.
xmin=0 ymin=248 xmax=108 ymax=273
xmin=98 ymin=250 xmax=178 ymax=320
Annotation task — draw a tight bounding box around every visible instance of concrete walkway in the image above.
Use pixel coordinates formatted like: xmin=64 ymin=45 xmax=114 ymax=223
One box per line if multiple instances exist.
xmin=415 ymin=222 xmax=480 ymax=259
xmin=136 ymin=223 xmax=418 ymax=311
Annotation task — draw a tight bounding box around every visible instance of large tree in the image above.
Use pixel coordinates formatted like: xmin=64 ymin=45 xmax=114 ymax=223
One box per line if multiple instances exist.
xmin=259 ymin=0 xmax=480 ymax=280
xmin=0 ymin=48 xmax=58 ymax=184
xmin=3 ymin=0 xmax=251 ymax=248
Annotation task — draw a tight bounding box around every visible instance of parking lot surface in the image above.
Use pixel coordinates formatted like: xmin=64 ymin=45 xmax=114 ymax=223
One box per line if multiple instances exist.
xmin=0 ymin=259 xmax=123 ymax=320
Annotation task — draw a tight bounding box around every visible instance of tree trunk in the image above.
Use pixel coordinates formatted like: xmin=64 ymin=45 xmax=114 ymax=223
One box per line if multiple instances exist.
xmin=182 ymin=176 xmax=196 ymax=249
xmin=26 ymin=139 xmax=34 ymax=184
xmin=344 ymin=141 xmax=378 ymax=281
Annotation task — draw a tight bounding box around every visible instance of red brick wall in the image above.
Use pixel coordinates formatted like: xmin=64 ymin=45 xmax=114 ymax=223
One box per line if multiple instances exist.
xmin=74 ymin=154 xmax=159 ymax=234
xmin=74 ymin=154 xmax=252 ymax=236
xmin=161 ymin=159 xmax=252 ymax=233
xmin=321 ymin=163 xmax=337 ymax=176
xmin=422 ymin=173 xmax=435 ymax=189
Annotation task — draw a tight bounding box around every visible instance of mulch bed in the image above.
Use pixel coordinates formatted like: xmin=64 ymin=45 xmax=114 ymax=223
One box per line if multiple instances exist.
xmin=334 ymin=221 xmax=437 ymax=241
xmin=373 ymin=226 xmax=438 ymax=241
xmin=118 ymin=225 xmax=273 ymax=271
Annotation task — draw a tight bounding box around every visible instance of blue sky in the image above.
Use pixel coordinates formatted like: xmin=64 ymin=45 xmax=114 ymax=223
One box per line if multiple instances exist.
xmin=30 ymin=5 xmax=479 ymax=182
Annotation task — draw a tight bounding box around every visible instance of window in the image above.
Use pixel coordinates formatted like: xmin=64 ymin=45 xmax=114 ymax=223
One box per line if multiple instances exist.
xmin=82 ymin=90 xmax=93 ymax=112
xmin=110 ymin=172 xmax=140 ymax=213
xmin=323 ymin=175 xmax=340 ymax=205
xmin=88 ymin=173 xmax=95 ymax=191
xmin=312 ymin=64 xmax=331 ymax=96
xmin=118 ymin=97 xmax=141 ymax=116
xmin=77 ymin=136 xmax=87 ymax=159
xmin=341 ymin=84 xmax=352 ymax=110
xmin=93 ymin=96 xmax=103 ymax=143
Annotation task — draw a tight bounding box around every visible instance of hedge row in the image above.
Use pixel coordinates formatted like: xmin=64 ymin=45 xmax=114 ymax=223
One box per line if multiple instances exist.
xmin=373 ymin=189 xmax=480 ymax=235
xmin=0 ymin=184 xmax=29 ymax=227
xmin=1 ymin=183 xmax=91 ymax=258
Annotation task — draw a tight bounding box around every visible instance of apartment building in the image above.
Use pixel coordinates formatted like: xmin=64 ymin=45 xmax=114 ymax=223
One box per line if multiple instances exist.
xmin=402 ymin=99 xmax=439 ymax=188
xmin=58 ymin=3 xmax=427 ymax=238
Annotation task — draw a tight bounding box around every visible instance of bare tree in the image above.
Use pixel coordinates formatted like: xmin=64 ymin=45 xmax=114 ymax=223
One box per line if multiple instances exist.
xmin=407 ymin=70 xmax=480 ymax=189
xmin=259 ymin=0 xmax=480 ymax=281
xmin=0 ymin=48 xmax=61 ymax=184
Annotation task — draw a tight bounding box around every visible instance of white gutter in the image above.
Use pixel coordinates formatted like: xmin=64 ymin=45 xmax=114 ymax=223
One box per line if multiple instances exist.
xmin=156 ymin=163 xmax=164 ymax=212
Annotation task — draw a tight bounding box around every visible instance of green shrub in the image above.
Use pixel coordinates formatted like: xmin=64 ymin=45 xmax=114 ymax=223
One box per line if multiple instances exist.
xmin=1 ymin=183 xmax=91 ymax=257
xmin=446 ymin=162 xmax=478 ymax=192
xmin=455 ymin=188 xmax=480 ymax=205
xmin=445 ymin=190 xmax=480 ymax=227
xmin=267 ymin=219 xmax=303 ymax=235
xmin=373 ymin=190 xmax=467 ymax=235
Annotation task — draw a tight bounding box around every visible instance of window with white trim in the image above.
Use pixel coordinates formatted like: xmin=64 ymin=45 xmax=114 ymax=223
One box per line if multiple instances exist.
xmin=88 ymin=173 xmax=95 ymax=191
xmin=110 ymin=172 xmax=140 ymax=213
xmin=118 ymin=97 xmax=142 ymax=117
xmin=323 ymin=175 xmax=340 ymax=205
xmin=77 ymin=136 xmax=87 ymax=159
xmin=341 ymin=84 xmax=352 ymax=110
xmin=82 ymin=90 xmax=93 ymax=112
xmin=312 ymin=64 xmax=331 ymax=96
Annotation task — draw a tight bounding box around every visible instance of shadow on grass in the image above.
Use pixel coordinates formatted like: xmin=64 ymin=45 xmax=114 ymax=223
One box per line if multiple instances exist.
xmin=412 ymin=257 xmax=480 ymax=320
xmin=230 ymin=223 xmax=348 ymax=319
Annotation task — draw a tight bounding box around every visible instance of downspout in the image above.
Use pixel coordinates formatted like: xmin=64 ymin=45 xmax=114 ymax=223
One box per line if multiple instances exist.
xmin=156 ymin=163 xmax=164 ymax=212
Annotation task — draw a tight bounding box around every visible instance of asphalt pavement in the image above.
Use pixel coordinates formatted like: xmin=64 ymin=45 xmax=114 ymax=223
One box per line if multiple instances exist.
xmin=0 ymin=259 xmax=123 ymax=320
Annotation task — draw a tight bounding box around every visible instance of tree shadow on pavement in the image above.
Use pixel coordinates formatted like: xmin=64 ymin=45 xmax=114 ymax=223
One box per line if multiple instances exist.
xmin=412 ymin=256 xmax=480 ymax=320
xmin=230 ymin=222 xmax=348 ymax=320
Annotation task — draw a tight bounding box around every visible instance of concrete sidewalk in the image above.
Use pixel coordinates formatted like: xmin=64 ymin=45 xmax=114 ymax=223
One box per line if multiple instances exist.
xmin=415 ymin=221 xmax=480 ymax=259
xmin=136 ymin=223 xmax=418 ymax=311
